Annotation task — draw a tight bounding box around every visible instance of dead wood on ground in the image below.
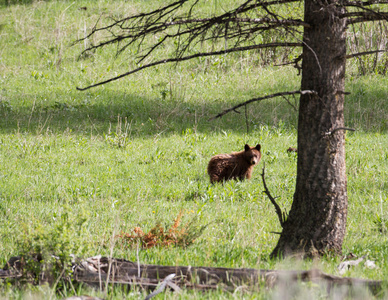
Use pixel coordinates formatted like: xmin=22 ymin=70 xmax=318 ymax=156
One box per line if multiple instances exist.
xmin=1 ymin=256 xmax=383 ymax=295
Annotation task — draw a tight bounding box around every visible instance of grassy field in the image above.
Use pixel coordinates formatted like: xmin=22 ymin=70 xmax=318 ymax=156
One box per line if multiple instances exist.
xmin=0 ymin=0 xmax=388 ymax=299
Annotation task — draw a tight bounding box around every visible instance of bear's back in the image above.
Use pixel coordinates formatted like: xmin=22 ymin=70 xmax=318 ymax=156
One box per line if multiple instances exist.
xmin=207 ymin=152 xmax=252 ymax=183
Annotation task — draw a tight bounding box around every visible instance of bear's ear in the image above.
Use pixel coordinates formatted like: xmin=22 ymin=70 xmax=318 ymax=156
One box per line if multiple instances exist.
xmin=244 ymin=144 xmax=250 ymax=151
xmin=255 ymin=144 xmax=261 ymax=151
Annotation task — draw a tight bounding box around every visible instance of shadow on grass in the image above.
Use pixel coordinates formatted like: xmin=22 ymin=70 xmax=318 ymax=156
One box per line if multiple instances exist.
xmin=1 ymin=78 xmax=387 ymax=137
xmin=0 ymin=0 xmax=52 ymax=6
xmin=0 ymin=89 xmax=299 ymax=137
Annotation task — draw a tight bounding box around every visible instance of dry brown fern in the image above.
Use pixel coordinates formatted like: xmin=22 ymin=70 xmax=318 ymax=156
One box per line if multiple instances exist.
xmin=118 ymin=212 xmax=206 ymax=249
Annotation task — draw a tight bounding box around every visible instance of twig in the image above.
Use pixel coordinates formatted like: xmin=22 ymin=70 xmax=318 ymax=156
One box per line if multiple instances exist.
xmin=137 ymin=241 xmax=140 ymax=278
xmin=274 ymin=54 xmax=303 ymax=74
xmin=52 ymin=268 xmax=66 ymax=293
xmin=261 ymin=163 xmax=285 ymax=227
xmin=209 ymin=90 xmax=316 ymax=120
xmin=244 ymin=104 xmax=249 ymax=134
xmin=281 ymin=94 xmax=298 ymax=112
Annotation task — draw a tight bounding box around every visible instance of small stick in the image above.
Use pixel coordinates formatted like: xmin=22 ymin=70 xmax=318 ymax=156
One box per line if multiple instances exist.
xmin=261 ymin=163 xmax=285 ymax=227
xmin=244 ymin=104 xmax=249 ymax=134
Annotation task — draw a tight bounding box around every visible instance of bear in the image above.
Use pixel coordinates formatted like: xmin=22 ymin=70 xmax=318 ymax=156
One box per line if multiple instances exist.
xmin=207 ymin=144 xmax=261 ymax=183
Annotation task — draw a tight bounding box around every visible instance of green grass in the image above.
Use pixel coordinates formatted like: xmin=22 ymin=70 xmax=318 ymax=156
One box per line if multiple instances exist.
xmin=0 ymin=0 xmax=388 ymax=299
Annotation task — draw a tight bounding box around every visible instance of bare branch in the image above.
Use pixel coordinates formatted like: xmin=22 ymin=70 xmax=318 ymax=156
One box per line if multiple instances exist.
xmin=346 ymin=49 xmax=388 ymax=58
xmin=348 ymin=16 xmax=388 ymax=24
xmin=342 ymin=0 xmax=388 ymax=6
xmin=74 ymin=0 xmax=305 ymax=67
xmin=230 ymin=17 xmax=309 ymax=27
xmin=261 ymin=163 xmax=285 ymax=228
xmin=80 ymin=0 xmax=188 ymax=40
xmin=79 ymin=15 xmax=304 ymax=61
xmin=76 ymin=43 xmax=302 ymax=91
xmin=345 ymin=11 xmax=388 ymax=24
xmin=121 ymin=17 xmax=309 ymax=27
xmin=209 ymin=90 xmax=316 ymax=120
xmin=343 ymin=11 xmax=388 ymax=18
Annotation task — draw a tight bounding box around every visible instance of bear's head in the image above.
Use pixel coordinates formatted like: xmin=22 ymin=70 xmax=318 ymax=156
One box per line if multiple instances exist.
xmin=244 ymin=144 xmax=261 ymax=165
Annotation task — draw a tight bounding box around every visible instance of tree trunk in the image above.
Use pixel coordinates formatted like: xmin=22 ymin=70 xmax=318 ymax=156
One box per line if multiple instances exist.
xmin=271 ymin=0 xmax=348 ymax=257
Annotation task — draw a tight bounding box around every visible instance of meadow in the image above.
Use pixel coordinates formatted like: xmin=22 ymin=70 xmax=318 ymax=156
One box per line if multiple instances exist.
xmin=0 ymin=0 xmax=388 ymax=299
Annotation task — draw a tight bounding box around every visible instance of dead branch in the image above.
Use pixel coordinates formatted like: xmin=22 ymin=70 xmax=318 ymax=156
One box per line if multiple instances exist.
xmin=74 ymin=0 xmax=305 ymax=90
xmin=343 ymin=11 xmax=388 ymax=18
xmin=76 ymin=0 xmax=304 ymax=57
xmin=80 ymin=17 xmax=301 ymax=64
xmin=281 ymin=94 xmax=298 ymax=111
xmin=76 ymin=43 xmax=302 ymax=91
xmin=343 ymin=0 xmax=388 ymax=6
xmin=209 ymin=90 xmax=316 ymax=120
xmin=346 ymin=49 xmax=388 ymax=59
xmin=244 ymin=104 xmax=249 ymax=134
xmin=1 ymin=256 xmax=384 ymax=296
xmin=346 ymin=12 xmax=388 ymax=24
xmin=227 ymin=17 xmax=309 ymax=27
xmin=341 ymin=0 xmax=388 ymax=25
xmin=76 ymin=0 xmax=302 ymax=42
xmin=80 ymin=17 xmax=307 ymax=50
xmin=261 ymin=163 xmax=285 ymax=227
xmin=72 ymin=257 xmax=383 ymax=296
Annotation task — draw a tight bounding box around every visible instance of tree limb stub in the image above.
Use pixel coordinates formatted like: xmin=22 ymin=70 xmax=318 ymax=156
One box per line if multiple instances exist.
xmin=209 ymin=90 xmax=316 ymax=121
xmin=325 ymin=127 xmax=356 ymax=136
xmin=76 ymin=43 xmax=302 ymax=91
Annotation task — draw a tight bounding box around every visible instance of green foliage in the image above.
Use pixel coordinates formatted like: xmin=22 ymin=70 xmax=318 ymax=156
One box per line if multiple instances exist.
xmin=0 ymin=100 xmax=12 ymax=115
xmin=16 ymin=206 xmax=90 ymax=285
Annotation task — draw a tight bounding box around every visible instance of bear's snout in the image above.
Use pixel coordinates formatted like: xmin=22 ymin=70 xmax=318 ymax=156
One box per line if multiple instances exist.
xmin=250 ymin=158 xmax=258 ymax=165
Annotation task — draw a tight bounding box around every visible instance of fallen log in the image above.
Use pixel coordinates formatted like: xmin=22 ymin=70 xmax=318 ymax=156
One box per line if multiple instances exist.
xmin=73 ymin=256 xmax=383 ymax=295
xmin=1 ymin=255 xmax=384 ymax=296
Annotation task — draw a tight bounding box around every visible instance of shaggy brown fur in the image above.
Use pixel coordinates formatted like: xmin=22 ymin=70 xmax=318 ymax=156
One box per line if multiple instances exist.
xmin=207 ymin=144 xmax=262 ymax=183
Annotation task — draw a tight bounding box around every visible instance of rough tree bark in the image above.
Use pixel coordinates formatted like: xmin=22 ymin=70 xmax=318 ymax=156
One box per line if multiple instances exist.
xmin=271 ymin=0 xmax=348 ymax=257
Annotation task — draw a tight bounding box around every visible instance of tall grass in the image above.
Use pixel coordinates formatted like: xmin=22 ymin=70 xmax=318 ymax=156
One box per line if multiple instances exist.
xmin=0 ymin=0 xmax=387 ymax=299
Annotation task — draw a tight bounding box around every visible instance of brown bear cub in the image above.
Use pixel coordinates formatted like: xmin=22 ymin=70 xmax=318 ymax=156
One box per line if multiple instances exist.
xmin=207 ymin=144 xmax=261 ymax=183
